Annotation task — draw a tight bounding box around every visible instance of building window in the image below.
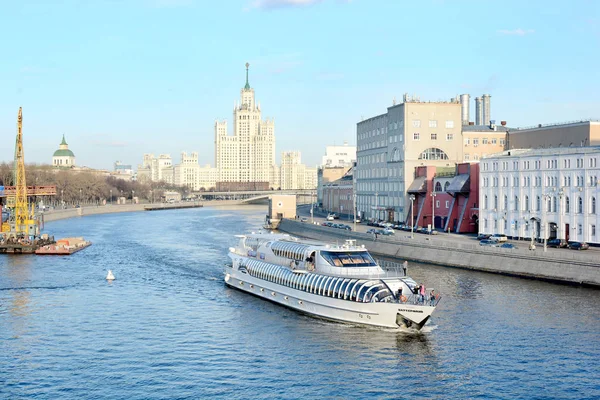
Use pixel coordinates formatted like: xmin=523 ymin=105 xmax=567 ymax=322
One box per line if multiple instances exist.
xmin=578 ymin=224 xmax=583 ymax=235
xmin=500 ymin=139 xmax=505 ymax=145
xmin=536 ymin=196 xmax=541 ymax=211
xmin=465 ymin=138 xmax=470 ymax=146
xmin=444 ymin=182 xmax=450 ymax=191
xmin=578 ymin=196 xmax=583 ymax=214
xmin=592 ymin=224 xmax=597 ymax=237
xmin=413 ymin=120 xmax=421 ymax=128
xmin=515 ymin=196 xmax=519 ymax=211
xmin=445 ymin=120 xmax=454 ymax=128
xmin=473 ymin=138 xmax=479 ymax=147
xmin=493 ymin=195 xmax=498 ymax=209
xmin=446 ymin=133 xmax=454 ymax=141
xmin=492 ymin=138 xmax=497 ymax=145
xmin=465 ymin=154 xmax=470 ymax=160
xmin=431 ymin=133 xmax=437 ymax=140
xmin=413 ymin=132 xmax=420 ymax=141
xmin=484 ymin=219 xmax=488 ymax=229
xmin=482 ymin=138 xmax=488 ymax=145
xmin=504 ymin=195 xmax=508 ymax=210
xmin=418 ymin=148 xmax=449 ymax=160
xmin=566 ymin=196 xmax=570 ymax=213
xmin=592 ymin=197 xmax=597 ymax=214
xmin=484 ymin=195 xmax=488 ymax=209
xmin=445 ymin=200 xmax=449 ymax=208
xmin=435 ymin=182 xmax=442 ymax=192
xmin=429 ymin=120 xmax=437 ymax=128
xmin=436 ymin=200 xmax=440 ymax=208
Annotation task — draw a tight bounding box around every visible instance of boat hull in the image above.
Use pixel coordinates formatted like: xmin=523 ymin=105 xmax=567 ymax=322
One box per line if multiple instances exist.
xmin=224 ymin=265 xmax=434 ymax=330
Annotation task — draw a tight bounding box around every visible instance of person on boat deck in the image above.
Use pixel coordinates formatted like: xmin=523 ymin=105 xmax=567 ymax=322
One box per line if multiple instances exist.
xmin=429 ymin=289 xmax=436 ymax=306
xmin=419 ymin=284 xmax=426 ymax=304
xmin=397 ymin=286 xmax=403 ymax=298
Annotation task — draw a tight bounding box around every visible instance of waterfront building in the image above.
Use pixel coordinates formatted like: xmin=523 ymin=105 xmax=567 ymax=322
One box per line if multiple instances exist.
xmin=321 ymin=142 xmax=356 ymax=168
xmin=137 ymin=154 xmax=173 ymax=184
xmin=462 ymin=122 xmax=509 ymax=162
xmin=322 ymin=168 xmax=354 ymax=218
xmin=479 ymin=147 xmax=600 ymax=244
xmin=214 ymin=63 xmax=275 ymax=191
xmin=355 ymin=94 xmax=463 ymax=222
xmin=114 ymin=161 xmax=133 ymax=175
xmin=278 ymin=151 xmax=318 ymax=190
xmin=407 ymin=163 xmax=479 ymax=233
xmin=508 ymin=120 xmax=600 ymax=150
xmin=174 ymin=152 xmax=200 ymax=190
xmin=317 ymin=166 xmax=352 ymax=207
xmin=52 ymin=135 xmax=76 ymax=168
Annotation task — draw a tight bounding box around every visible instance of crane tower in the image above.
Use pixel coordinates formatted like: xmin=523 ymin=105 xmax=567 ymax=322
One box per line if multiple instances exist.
xmin=13 ymin=107 xmax=36 ymax=235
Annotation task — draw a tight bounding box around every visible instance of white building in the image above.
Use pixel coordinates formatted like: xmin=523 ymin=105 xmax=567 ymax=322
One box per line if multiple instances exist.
xmin=321 ymin=142 xmax=356 ymax=168
xmin=277 ymin=151 xmax=318 ymax=190
xmin=479 ymin=147 xmax=600 ymax=244
xmin=52 ymin=135 xmax=76 ymax=168
xmin=137 ymin=153 xmax=173 ymax=184
xmin=356 ymin=95 xmax=463 ymax=222
xmin=172 ymin=153 xmax=218 ymax=191
xmin=214 ymin=63 xmax=275 ymax=189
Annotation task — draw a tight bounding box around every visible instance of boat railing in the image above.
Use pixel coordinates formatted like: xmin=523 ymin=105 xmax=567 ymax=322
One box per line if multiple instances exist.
xmin=377 ymin=259 xmax=408 ymax=277
xmin=396 ymin=293 xmax=442 ymax=307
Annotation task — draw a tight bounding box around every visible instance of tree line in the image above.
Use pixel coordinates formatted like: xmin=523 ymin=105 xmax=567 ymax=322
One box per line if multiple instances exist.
xmin=0 ymin=163 xmax=189 ymax=206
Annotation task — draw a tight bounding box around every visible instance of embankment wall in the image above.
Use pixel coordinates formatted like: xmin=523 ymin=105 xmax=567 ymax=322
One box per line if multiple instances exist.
xmin=278 ymin=219 xmax=600 ymax=287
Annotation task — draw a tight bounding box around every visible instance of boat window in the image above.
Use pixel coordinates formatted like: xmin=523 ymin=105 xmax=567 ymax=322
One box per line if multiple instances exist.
xmin=325 ymin=277 xmax=336 ymax=296
xmin=362 ymin=284 xmax=383 ymax=303
xmin=321 ymin=277 xmax=332 ymax=296
xmin=307 ymin=274 xmax=318 ymax=292
xmin=347 ymin=280 xmax=364 ymax=300
xmin=320 ymin=251 xmax=377 ymax=267
xmin=373 ymin=288 xmax=393 ymax=302
xmin=332 ymin=278 xmax=344 ymax=297
xmin=314 ymin=276 xmax=325 ymax=294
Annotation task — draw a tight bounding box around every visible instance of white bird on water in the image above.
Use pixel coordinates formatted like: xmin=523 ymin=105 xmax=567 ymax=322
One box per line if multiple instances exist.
xmin=106 ymin=270 xmax=115 ymax=281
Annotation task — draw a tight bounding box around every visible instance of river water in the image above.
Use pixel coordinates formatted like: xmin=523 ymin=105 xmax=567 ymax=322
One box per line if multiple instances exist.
xmin=1 ymin=206 xmax=599 ymax=399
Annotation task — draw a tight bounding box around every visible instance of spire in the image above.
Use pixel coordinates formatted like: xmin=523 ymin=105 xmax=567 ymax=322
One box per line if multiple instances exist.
xmin=61 ymin=134 xmax=67 ymax=146
xmin=244 ymin=62 xmax=250 ymax=90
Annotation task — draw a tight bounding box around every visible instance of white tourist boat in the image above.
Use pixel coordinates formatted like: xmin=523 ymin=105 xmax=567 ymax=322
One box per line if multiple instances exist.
xmin=224 ymin=233 xmax=440 ymax=330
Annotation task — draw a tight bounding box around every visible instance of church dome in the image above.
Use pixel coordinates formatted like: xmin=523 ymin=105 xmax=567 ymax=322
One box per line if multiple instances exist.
xmin=53 ymin=148 xmax=75 ymax=157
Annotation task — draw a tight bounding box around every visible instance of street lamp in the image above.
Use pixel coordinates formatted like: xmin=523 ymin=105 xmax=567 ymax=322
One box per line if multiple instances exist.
xmin=110 ymin=189 xmax=113 ymax=205
xmin=409 ymin=194 xmax=415 ymax=239
xmin=79 ymin=188 xmax=82 ymax=206
xmin=430 ymin=191 xmax=437 ymax=233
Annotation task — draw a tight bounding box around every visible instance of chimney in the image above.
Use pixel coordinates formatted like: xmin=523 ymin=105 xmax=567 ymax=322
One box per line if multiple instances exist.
xmin=475 ymin=97 xmax=483 ymax=125
xmin=460 ymin=94 xmax=470 ymax=125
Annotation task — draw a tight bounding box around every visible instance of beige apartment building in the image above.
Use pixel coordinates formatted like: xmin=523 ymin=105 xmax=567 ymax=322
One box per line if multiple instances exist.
xmin=508 ymin=120 xmax=600 ymax=150
xmin=277 ymin=151 xmax=318 ymax=190
xmin=462 ymin=123 xmax=509 ymax=162
xmin=214 ymin=63 xmax=275 ymax=190
xmin=356 ymin=95 xmax=464 ymax=222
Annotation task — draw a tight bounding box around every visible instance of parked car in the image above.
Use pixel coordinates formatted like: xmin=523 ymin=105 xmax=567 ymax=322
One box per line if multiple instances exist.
xmin=380 ymin=229 xmax=394 ymax=236
xmin=366 ymin=228 xmax=378 ymax=235
xmin=490 ymin=234 xmax=508 ymax=242
xmin=326 ymin=214 xmax=335 ymax=221
xmin=479 ymin=239 xmax=498 ymax=247
xmin=499 ymin=243 xmax=518 ymax=249
xmin=340 ymin=224 xmax=352 ymax=231
xmin=430 ymin=229 xmax=439 ymax=235
xmin=477 ymin=233 xmax=491 ymax=240
xmin=547 ymin=238 xmax=568 ymax=248
xmin=300 ymin=217 xmax=308 ymax=222
xmin=568 ymin=241 xmax=590 ymax=250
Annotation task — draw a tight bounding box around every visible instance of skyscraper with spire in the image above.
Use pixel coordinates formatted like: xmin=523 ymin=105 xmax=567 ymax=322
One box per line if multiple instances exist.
xmin=214 ymin=63 xmax=276 ymax=190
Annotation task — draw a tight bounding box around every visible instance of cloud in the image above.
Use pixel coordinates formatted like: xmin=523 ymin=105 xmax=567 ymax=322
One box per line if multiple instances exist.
xmin=250 ymin=0 xmax=323 ymax=10
xmin=497 ymin=28 xmax=535 ymax=36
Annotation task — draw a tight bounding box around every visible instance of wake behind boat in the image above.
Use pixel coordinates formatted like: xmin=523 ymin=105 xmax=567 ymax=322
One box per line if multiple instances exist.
xmin=224 ymin=233 xmax=440 ymax=330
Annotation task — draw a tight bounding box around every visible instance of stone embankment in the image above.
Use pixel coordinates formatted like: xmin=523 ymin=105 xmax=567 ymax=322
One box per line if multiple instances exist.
xmin=41 ymin=200 xmax=243 ymax=223
xmin=278 ymin=219 xmax=600 ymax=287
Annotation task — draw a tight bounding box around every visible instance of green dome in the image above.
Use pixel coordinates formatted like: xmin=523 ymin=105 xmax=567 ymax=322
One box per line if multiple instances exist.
xmin=53 ymin=149 xmax=75 ymax=157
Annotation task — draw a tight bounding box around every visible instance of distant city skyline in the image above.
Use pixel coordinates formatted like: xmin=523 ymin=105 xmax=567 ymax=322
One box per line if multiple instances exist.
xmin=0 ymin=0 xmax=598 ymax=169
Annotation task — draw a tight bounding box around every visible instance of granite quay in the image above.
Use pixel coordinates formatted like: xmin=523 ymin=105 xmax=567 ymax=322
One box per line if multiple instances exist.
xmin=278 ymin=219 xmax=600 ymax=287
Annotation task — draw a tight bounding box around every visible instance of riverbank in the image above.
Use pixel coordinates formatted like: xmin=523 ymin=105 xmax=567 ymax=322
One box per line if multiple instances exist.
xmin=278 ymin=219 xmax=600 ymax=287
xmin=41 ymin=200 xmax=244 ymax=223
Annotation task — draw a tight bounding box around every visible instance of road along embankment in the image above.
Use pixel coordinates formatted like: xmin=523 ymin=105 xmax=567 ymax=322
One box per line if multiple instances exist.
xmin=278 ymin=219 xmax=600 ymax=287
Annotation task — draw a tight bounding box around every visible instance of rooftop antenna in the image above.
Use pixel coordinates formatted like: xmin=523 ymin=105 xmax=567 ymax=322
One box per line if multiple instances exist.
xmin=244 ymin=62 xmax=250 ymax=90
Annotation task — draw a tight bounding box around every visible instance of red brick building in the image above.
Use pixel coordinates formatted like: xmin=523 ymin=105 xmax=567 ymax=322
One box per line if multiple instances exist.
xmin=407 ymin=163 xmax=480 ymax=233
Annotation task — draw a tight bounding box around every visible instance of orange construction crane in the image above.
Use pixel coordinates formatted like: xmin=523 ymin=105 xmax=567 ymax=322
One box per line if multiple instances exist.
xmin=11 ymin=108 xmax=37 ymax=235
xmin=0 ymin=186 xmax=57 ymax=198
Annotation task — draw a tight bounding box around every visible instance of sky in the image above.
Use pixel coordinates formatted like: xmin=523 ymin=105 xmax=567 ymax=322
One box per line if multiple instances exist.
xmin=0 ymin=0 xmax=599 ymax=170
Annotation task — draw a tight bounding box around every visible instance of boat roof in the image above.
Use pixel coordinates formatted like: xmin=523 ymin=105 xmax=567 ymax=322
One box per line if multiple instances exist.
xmin=242 ymin=233 xmax=367 ymax=252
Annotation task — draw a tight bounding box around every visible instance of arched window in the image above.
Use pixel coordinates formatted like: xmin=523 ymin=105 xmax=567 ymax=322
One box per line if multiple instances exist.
xmin=536 ymin=196 xmax=541 ymax=211
xmin=514 ymin=196 xmax=519 ymax=211
xmin=525 ymin=195 xmax=529 ymax=211
xmin=418 ymin=148 xmax=449 ymax=160
xmin=494 ymin=195 xmax=498 ymax=210
xmin=578 ymin=196 xmax=583 ymax=214
xmin=435 ymin=182 xmax=442 ymax=192
xmin=565 ymin=196 xmax=570 ymax=213
xmin=444 ymin=182 xmax=450 ymax=191
xmin=504 ymin=195 xmax=508 ymax=210
xmin=552 ymin=196 xmax=557 ymax=212
xmin=592 ymin=197 xmax=597 ymax=214
xmin=484 ymin=195 xmax=488 ymax=209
